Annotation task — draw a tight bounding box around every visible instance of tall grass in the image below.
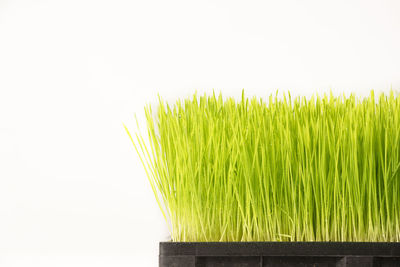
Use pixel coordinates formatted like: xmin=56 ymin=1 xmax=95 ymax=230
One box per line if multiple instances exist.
xmin=126 ymin=91 xmax=400 ymax=242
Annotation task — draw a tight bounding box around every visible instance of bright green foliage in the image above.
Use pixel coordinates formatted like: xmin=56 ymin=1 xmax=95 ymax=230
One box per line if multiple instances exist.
xmin=126 ymin=91 xmax=400 ymax=242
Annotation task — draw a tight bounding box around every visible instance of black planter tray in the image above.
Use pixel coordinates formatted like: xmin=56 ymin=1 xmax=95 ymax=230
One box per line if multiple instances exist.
xmin=160 ymin=242 xmax=400 ymax=267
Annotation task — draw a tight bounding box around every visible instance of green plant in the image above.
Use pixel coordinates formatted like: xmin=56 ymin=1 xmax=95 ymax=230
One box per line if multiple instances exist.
xmin=126 ymin=91 xmax=400 ymax=242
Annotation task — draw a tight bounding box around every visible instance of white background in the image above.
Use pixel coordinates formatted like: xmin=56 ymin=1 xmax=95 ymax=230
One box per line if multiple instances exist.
xmin=1 ymin=0 xmax=400 ymax=266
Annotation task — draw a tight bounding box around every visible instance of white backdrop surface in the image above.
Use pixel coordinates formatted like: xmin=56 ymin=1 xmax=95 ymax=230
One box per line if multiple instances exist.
xmin=1 ymin=0 xmax=400 ymax=266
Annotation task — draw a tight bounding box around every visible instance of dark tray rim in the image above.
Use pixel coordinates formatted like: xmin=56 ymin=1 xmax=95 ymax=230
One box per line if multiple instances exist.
xmin=160 ymin=241 xmax=400 ymax=257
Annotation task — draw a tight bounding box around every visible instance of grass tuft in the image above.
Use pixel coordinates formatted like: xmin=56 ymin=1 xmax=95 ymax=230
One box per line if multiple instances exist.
xmin=126 ymin=90 xmax=400 ymax=242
